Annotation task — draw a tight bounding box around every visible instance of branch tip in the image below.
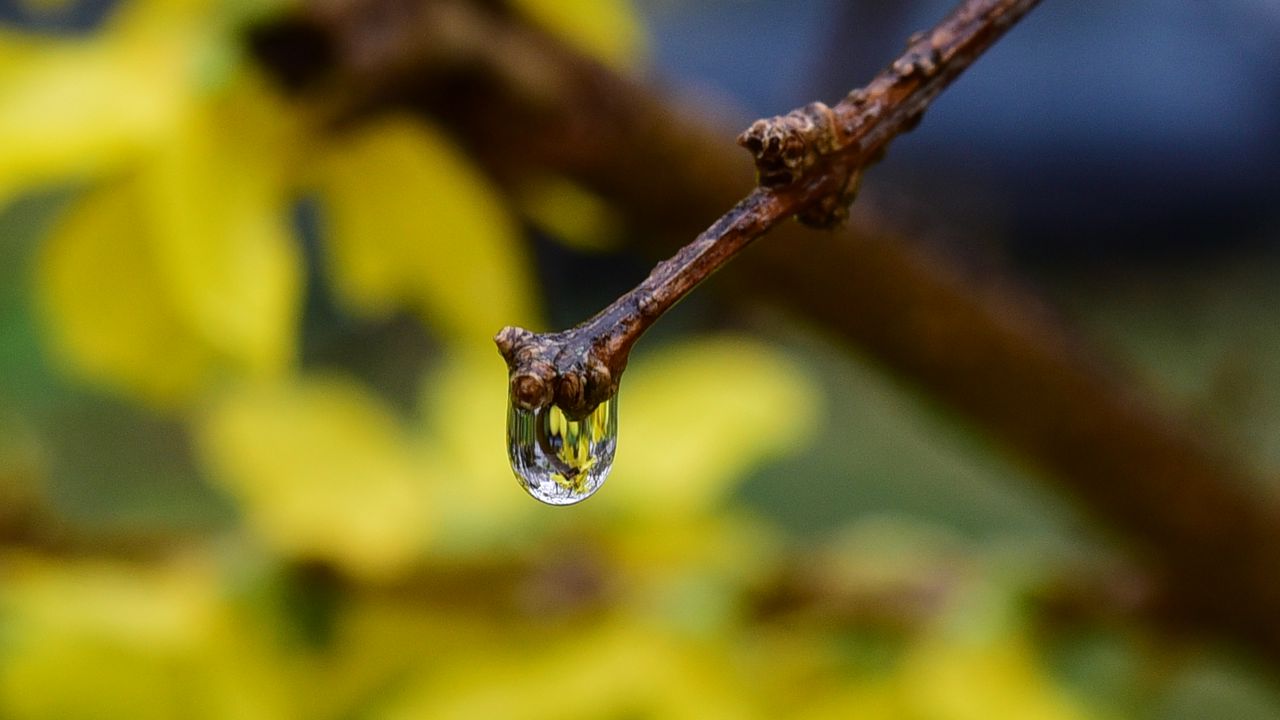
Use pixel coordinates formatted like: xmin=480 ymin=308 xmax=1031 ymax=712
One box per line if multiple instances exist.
xmin=495 ymin=325 xmax=619 ymax=418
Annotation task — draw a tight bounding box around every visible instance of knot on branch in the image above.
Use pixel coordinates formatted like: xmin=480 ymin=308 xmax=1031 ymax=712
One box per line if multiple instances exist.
xmin=894 ymin=30 xmax=944 ymax=79
xmin=737 ymin=102 xmax=839 ymax=187
xmin=495 ymin=326 xmax=617 ymax=419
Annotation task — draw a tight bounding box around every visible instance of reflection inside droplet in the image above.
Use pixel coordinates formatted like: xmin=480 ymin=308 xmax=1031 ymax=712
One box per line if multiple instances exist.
xmin=507 ymin=396 xmax=617 ymax=505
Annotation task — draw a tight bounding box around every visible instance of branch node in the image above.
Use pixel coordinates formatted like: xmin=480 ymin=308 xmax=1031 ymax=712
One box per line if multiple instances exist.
xmin=495 ymin=326 xmax=619 ymax=419
xmin=496 ymin=326 xmax=558 ymax=410
xmin=736 ymin=102 xmax=839 ymax=186
xmin=892 ymin=41 xmax=942 ymax=79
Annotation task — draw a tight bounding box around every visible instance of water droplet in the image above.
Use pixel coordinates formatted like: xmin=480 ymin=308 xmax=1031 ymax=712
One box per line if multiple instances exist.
xmin=507 ymin=396 xmax=617 ymax=505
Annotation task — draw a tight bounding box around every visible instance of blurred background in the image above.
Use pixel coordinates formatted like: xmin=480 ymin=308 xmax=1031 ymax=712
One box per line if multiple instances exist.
xmin=2 ymin=0 xmax=1279 ymax=717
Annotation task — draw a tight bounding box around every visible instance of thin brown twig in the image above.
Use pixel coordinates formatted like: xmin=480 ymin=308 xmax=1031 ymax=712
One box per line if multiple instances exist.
xmin=494 ymin=0 xmax=1042 ymax=419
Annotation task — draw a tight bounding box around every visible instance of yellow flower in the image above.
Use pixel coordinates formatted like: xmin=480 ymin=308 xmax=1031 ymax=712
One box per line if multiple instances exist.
xmin=198 ymin=375 xmax=432 ymax=580
xmin=314 ymin=116 xmax=539 ymax=350
xmin=36 ymin=77 xmax=302 ymax=404
xmin=0 ymin=553 xmax=290 ymax=720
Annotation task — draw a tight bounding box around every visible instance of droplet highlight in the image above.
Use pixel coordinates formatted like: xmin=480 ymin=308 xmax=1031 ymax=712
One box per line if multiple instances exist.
xmin=507 ymin=396 xmax=617 ymax=505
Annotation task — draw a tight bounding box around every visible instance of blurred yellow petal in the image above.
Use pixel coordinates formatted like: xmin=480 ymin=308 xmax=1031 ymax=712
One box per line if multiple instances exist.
xmin=316 ymin=116 xmax=539 ymax=348
xmin=795 ymin=684 xmax=899 ymax=720
xmin=602 ymin=335 xmax=820 ymax=517
xmin=510 ymin=0 xmax=645 ymax=69
xmin=199 ymin=376 xmax=431 ymax=579
xmin=382 ymin=617 xmax=752 ymax=720
xmin=516 ymin=174 xmax=623 ymax=252
xmin=35 ymin=87 xmax=302 ymax=406
xmin=36 ymin=180 xmax=220 ymax=403
xmin=0 ymin=554 xmax=288 ymax=720
xmin=140 ymin=76 xmax=301 ymax=376
xmin=0 ymin=7 xmax=194 ymax=209
xmin=899 ymin=633 xmax=1092 ymax=720
xmin=7 ymin=0 xmax=301 ymax=401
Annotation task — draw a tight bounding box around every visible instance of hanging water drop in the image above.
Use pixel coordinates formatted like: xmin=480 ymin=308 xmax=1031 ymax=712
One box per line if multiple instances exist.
xmin=507 ymin=396 xmax=618 ymax=505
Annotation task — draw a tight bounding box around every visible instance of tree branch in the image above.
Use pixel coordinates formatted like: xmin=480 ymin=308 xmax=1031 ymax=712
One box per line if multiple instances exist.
xmin=252 ymin=0 xmax=1280 ymax=664
xmin=495 ymin=0 xmax=1041 ymax=418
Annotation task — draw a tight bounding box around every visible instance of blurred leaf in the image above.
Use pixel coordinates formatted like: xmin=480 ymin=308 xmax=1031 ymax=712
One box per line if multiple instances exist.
xmin=38 ymin=394 xmax=232 ymax=531
xmin=316 ymin=116 xmax=539 ymax=348
xmin=1154 ymin=656 xmax=1280 ymax=720
xmin=740 ymin=334 xmax=1086 ymax=542
xmin=602 ymin=335 xmax=820 ymax=518
xmin=198 ymin=375 xmax=431 ymax=579
xmin=509 ymin=0 xmax=645 ymax=69
xmin=0 ymin=411 xmax=46 ymax=528
xmin=0 ymin=191 xmax=68 ymax=406
xmin=1059 ymin=257 xmax=1280 ymax=481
